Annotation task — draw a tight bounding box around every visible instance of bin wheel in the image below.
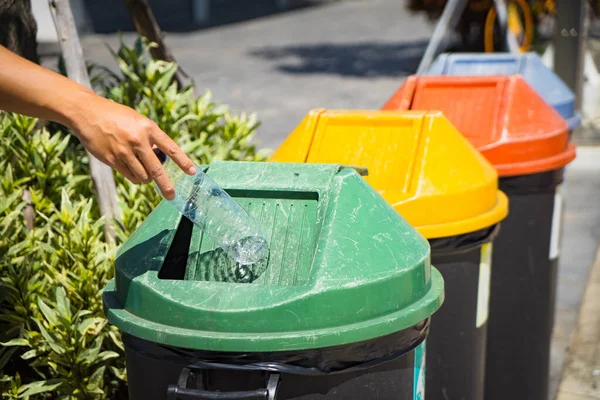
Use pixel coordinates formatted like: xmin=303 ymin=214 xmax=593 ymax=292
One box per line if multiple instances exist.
xmin=167 ymin=367 xmax=280 ymax=400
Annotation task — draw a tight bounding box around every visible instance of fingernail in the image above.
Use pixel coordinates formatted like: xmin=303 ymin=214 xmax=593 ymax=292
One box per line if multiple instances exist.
xmin=187 ymin=166 xmax=197 ymax=175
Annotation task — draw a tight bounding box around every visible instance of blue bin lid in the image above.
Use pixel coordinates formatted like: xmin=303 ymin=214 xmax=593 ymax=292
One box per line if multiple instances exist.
xmin=427 ymin=53 xmax=581 ymax=131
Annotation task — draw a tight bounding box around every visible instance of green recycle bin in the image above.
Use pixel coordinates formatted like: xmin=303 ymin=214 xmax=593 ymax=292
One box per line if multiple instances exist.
xmin=103 ymin=161 xmax=444 ymax=400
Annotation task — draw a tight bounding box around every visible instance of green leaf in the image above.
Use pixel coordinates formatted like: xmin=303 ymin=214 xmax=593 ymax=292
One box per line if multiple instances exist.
xmin=0 ymin=190 xmax=22 ymax=214
xmin=0 ymin=325 xmax=21 ymax=343
xmin=77 ymin=336 xmax=103 ymax=364
xmin=0 ymin=338 xmax=30 ymax=347
xmin=87 ymin=365 xmax=105 ymax=390
xmin=37 ymin=299 xmax=59 ymax=326
xmin=0 ymin=282 xmax=14 ymax=304
xmin=0 ymin=346 xmax=17 ymax=370
xmin=20 ymin=349 xmax=39 ymax=360
xmin=107 ymin=329 xmax=124 ymax=351
xmin=34 ymin=319 xmax=64 ymax=355
xmin=96 ymin=351 xmax=119 ymax=362
xmin=55 ymin=287 xmax=71 ymax=320
xmin=155 ymin=62 xmax=179 ymax=90
xmin=35 ymin=241 xmax=56 ymax=255
xmin=0 ymin=314 xmax=27 ymax=325
xmin=76 ymin=310 xmax=93 ymax=319
xmin=77 ymin=318 xmax=97 ymax=336
xmin=18 ymin=379 xmax=64 ymax=398
xmin=110 ymin=366 xmax=127 ymax=381
xmin=54 ymin=134 xmax=71 ymax=156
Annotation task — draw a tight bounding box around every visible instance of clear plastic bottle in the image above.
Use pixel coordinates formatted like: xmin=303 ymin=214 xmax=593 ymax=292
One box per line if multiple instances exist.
xmin=153 ymin=150 xmax=269 ymax=265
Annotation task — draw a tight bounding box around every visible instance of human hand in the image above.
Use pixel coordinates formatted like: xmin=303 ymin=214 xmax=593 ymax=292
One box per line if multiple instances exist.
xmin=65 ymin=92 xmax=195 ymax=200
xmin=0 ymin=45 xmax=195 ymax=199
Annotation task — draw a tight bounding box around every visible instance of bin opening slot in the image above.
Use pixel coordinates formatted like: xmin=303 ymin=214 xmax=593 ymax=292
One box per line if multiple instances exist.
xmin=158 ymin=216 xmax=194 ymax=280
xmin=183 ymin=189 xmax=322 ymax=286
xmin=447 ymin=59 xmax=520 ymax=75
xmin=411 ymin=80 xmax=503 ymax=147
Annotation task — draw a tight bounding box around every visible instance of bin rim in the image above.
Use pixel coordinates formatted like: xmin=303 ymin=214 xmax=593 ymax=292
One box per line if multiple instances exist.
xmin=103 ymin=267 xmax=444 ymax=353
xmin=413 ymin=191 xmax=508 ymax=239
xmin=490 ymin=142 xmax=576 ymax=177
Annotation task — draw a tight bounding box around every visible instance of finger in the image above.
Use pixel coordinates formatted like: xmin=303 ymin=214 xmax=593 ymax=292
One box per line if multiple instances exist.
xmin=126 ymin=151 xmax=152 ymax=184
xmin=150 ymin=129 xmax=196 ymax=176
xmin=114 ymin=159 xmax=140 ymax=185
xmin=137 ymin=147 xmax=176 ymax=200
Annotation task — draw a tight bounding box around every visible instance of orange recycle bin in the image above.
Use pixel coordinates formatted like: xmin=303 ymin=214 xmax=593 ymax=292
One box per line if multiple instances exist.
xmin=382 ymin=75 xmax=575 ymax=400
xmin=270 ymin=109 xmax=508 ymax=400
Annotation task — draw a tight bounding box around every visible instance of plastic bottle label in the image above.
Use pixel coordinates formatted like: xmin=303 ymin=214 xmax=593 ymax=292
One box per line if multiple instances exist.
xmin=549 ymin=184 xmax=564 ymax=261
xmin=476 ymin=243 xmax=492 ymax=328
xmin=413 ymin=340 xmax=426 ymax=400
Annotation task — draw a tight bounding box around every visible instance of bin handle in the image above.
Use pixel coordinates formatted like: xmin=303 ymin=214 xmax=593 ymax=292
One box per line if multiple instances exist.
xmin=167 ymin=367 xmax=280 ymax=400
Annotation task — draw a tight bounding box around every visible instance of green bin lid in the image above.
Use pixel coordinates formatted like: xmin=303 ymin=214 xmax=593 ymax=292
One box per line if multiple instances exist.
xmin=103 ymin=162 xmax=444 ymax=352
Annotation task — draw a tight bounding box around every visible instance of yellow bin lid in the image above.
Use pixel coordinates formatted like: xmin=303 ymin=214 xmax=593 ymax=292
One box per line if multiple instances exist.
xmin=269 ymin=109 xmax=508 ymax=239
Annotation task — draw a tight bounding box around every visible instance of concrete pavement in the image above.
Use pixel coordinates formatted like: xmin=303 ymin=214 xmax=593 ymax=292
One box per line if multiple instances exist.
xmin=78 ymin=0 xmax=435 ymax=149
xmin=552 ymin=147 xmax=600 ymax=399
xmin=556 ymin=240 xmax=600 ymax=400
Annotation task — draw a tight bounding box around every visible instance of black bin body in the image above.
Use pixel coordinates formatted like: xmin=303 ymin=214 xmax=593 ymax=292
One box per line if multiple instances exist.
xmin=485 ymin=169 xmax=564 ymax=400
xmin=123 ymin=323 xmax=429 ymax=400
xmin=426 ymin=227 xmax=497 ymax=400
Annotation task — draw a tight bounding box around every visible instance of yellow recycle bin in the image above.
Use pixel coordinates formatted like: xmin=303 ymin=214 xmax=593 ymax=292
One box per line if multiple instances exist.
xmin=269 ymin=109 xmax=508 ymax=400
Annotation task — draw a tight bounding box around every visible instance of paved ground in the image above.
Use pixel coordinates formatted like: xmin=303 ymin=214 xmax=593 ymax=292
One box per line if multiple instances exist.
xmin=552 ymin=147 xmax=600 ymax=398
xmin=556 ymin=237 xmax=600 ymax=400
xmin=77 ymin=0 xmax=435 ymax=150
xmin=70 ymin=1 xmax=600 ymax=398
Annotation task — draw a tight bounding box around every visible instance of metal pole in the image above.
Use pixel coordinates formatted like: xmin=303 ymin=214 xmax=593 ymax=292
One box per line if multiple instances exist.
xmin=417 ymin=0 xmax=470 ymax=74
xmin=493 ymin=0 xmax=520 ymax=53
xmin=554 ymin=0 xmax=586 ymax=110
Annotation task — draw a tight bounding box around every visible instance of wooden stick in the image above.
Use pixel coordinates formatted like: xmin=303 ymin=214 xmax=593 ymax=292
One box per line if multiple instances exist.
xmin=22 ymin=189 xmax=34 ymax=231
xmin=49 ymin=0 xmax=121 ymax=243
xmin=122 ymin=0 xmax=189 ymax=85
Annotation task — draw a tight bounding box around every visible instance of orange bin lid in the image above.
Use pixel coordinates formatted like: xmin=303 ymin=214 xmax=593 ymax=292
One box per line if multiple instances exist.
xmin=382 ymin=75 xmax=576 ymax=177
xmin=269 ymin=109 xmax=508 ymax=239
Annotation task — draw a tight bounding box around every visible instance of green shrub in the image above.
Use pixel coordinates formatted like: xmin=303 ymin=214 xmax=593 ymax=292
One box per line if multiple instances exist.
xmin=0 ymin=37 xmax=266 ymax=399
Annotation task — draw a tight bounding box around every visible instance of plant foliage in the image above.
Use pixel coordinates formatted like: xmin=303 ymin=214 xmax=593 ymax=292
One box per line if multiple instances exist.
xmin=0 ymin=37 xmax=265 ymax=399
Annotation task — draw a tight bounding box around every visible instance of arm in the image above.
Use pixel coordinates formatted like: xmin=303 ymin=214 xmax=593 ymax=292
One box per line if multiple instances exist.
xmin=0 ymin=45 xmax=195 ymax=200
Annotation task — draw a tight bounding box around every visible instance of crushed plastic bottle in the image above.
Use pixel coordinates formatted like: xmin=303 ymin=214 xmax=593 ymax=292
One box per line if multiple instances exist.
xmin=152 ymin=150 xmax=269 ymax=265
